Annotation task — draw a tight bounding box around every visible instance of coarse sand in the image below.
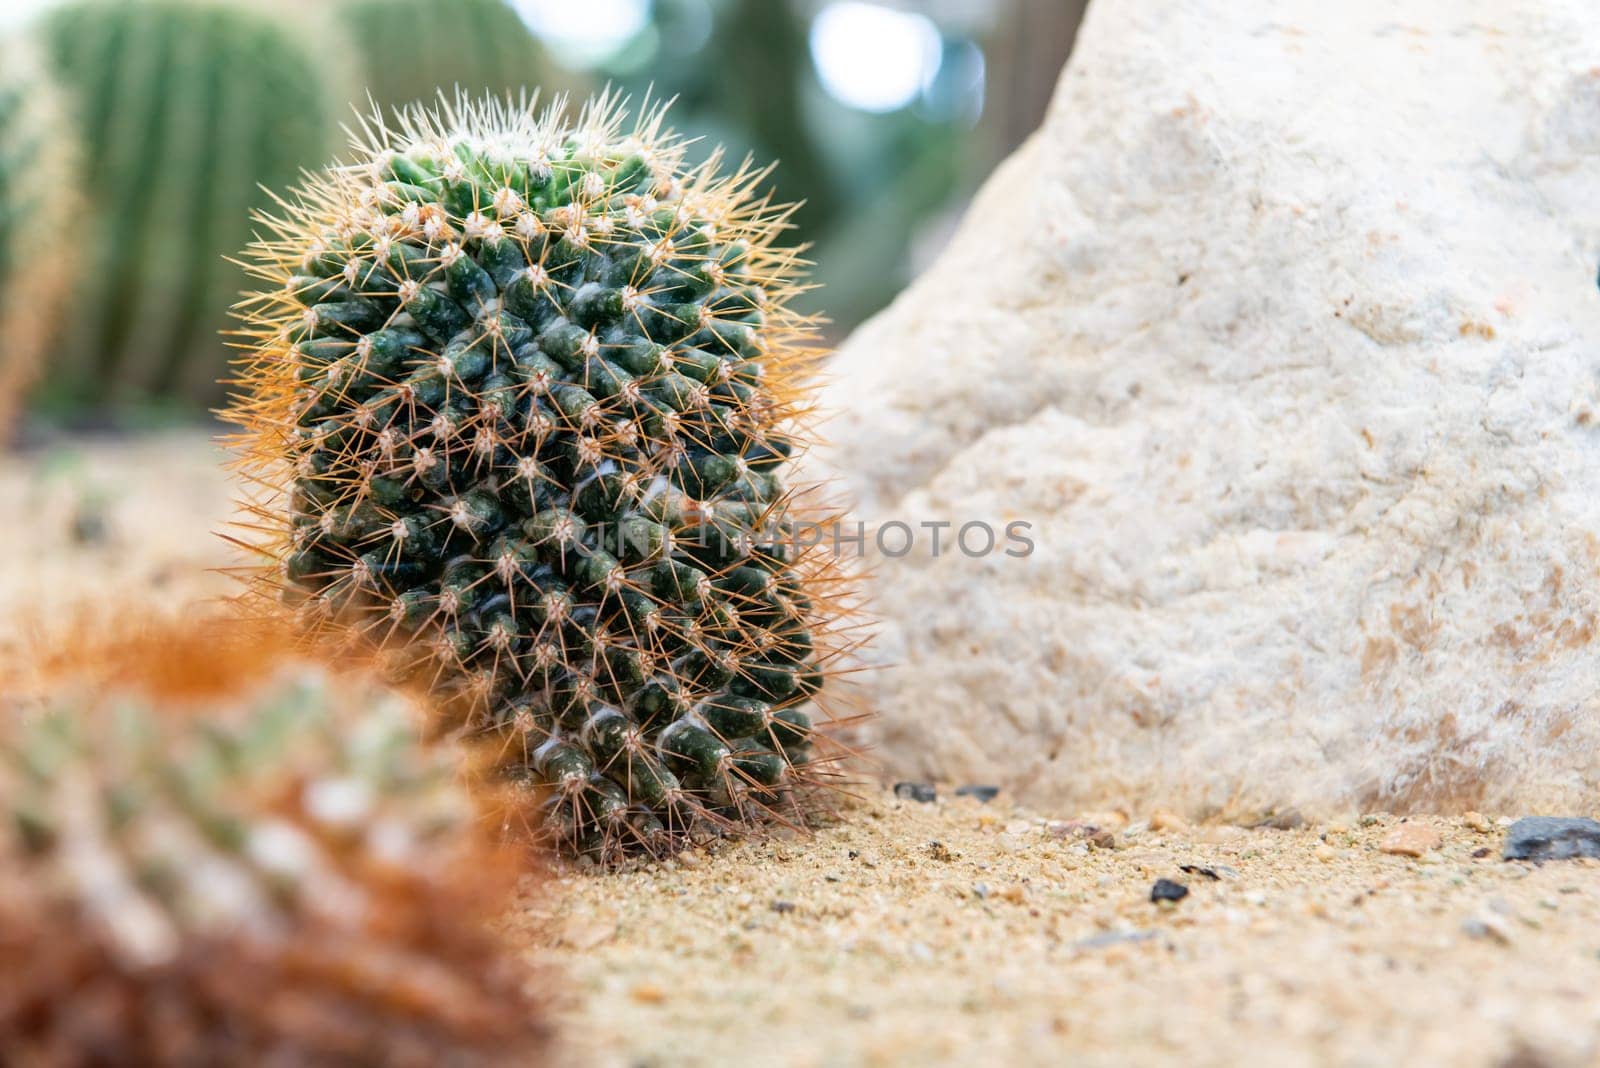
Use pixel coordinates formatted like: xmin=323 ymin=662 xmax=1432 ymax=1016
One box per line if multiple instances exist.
xmin=532 ymin=788 xmax=1600 ymax=1067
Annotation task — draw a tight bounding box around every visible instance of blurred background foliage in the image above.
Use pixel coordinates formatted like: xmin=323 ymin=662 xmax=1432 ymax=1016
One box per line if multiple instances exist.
xmin=0 ymin=0 xmax=1083 ymax=432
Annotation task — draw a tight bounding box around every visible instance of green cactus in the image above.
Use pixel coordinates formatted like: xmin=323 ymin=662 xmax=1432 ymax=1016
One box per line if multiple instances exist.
xmin=227 ymin=94 xmax=855 ymax=859
xmin=32 ymin=0 xmax=351 ymax=413
xmin=330 ymin=0 xmax=571 ymax=117
xmin=0 ymin=35 xmax=77 ymax=436
xmin=0 ymin=621 xmax=551 ymax=1063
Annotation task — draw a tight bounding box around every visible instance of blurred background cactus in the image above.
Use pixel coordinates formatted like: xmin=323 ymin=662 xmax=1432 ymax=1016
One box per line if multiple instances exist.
xmin=0 ymin=35 xmax=76 ymax=438
xmin=0 ymin=0 xmax=1085 ymax=433
xmin=327 ymin=0 xmax=574 ymax=119
xmin=30 ymin=0 xmax=351 ymax=415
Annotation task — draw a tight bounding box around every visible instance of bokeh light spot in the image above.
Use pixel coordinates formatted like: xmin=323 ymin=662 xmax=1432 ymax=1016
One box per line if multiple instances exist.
xmin=809 ymin=1 xmax=943 ymax=113
xmin=513 ymin=0 xmax=651 ymax=67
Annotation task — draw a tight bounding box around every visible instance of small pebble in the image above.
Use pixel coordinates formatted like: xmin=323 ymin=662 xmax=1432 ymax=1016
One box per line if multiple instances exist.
xmin=954 ymin=784 xmax=1000 ymax=803
xmin=1315 ymin=844 xmax=1337 ymax=863
xmin=1075 ymin=929 xmax=1158 ymax=951
xmin=1462 ymin=911 xmax=1513 ymax=945
xmin=1256 ymin=808 xmax=1305 ymax=830
xmin=1149 ymin=809 xmax=1189 ymax=832
xmin=771 ymin=900 xmax=796 ymax=914
xmin=894 ymin=782 xmax=938 ymax=803
xmin=1380 ymin=823 xmax=1442 ymax=857
xmin=70 ymin=508 xmax=110 ymax=546
xmin=631 ymin=983 xmax=669 ymax=1004
xmin=1047 ymin=820 xmax=1116 ymax=849
xmin=1081 ymin=810 xmax=1130 ymax=830
xmin=1463 ymin=811 xmax=1493 ymax=834
xmin=1502 ymin=817 xmax=1600 ymax=861
xmin=1150 ymin=878 xmax=1189 ymax=904
xmin=1184 ymin=863 xmax=1228 ymax=882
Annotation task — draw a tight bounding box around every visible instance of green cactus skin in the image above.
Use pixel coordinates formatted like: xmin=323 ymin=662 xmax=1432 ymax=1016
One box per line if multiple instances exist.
xmin=0 ymin=624 xmax=551 ymax=1063
xmin=228 ymin=95 xmax=854 ymax=859
xmin=33 ymin=0 xmax=349 ymax=412
xmin=331 ymin=0 xmax=568 ymax=117
xmin=0 ymin=36 xmax=77 ymax=437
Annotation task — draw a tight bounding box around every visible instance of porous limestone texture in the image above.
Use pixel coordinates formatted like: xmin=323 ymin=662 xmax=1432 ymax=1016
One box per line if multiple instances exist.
xmin=815 ymin=0 xmax=1600 ymax=817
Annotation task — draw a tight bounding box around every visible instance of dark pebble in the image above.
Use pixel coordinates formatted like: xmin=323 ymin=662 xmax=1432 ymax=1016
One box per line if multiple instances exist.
xmin=71 ymin=508 xmax=109 ymax=546
xmin=1178 ymin=864 xmax=1222 ymax=881
xmin=893 ymin=781 xmax=937 ymax=803
xmin=771 ymin=900 xmax=796 ymax=914
xmin=954 ymin=784 xmax=1000 ymax=803
xmin=1502 ymin=817 xmax=1600 ymax=861
xmin=1150 ymin=878 xmax=1189 ymax=903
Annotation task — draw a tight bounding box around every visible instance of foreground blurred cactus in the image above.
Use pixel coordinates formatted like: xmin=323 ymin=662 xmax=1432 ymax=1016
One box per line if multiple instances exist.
xmin=0 ymin=36 xmax=76 ymax=437
xmin=33 ymin=0 xmax=349 ymax=412
xmin=331 ymin=0 xmax=567 ymax=118
xmin=0 ymin=620 xmax=550 ymax=1063
xmin=227 ymin=94 xmax=858 ymax=858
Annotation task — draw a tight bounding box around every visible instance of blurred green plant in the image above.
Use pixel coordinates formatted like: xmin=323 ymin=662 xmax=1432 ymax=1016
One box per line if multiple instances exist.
xmin=18 ymin=0 xmax=576 ymax=424
xmin=328 ymin=0 xmax=577 ymax=118
xmin=579 ymin=0 xmax=985 ymax=330
xmin=8 ymin=0 xmax=1070 ymax=424
xmin=32 ymin=0 xmax=350 ymax=414
xmin=0 ymin=34 xmax=77 ymax=437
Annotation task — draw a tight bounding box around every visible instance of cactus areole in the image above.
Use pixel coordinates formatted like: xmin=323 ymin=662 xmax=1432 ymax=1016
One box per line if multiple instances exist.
xmin=228 ymin=95 xmax=852 ymax=858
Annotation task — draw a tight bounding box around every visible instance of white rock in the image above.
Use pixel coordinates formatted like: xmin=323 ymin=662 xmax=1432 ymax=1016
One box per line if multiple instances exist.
xmin=813 ymin=0 xmax=1600 ymax=817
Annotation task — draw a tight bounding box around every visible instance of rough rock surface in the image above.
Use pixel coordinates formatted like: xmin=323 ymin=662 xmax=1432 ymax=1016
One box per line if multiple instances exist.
xmin=814 ymin=0 xmax=1600 ymax=816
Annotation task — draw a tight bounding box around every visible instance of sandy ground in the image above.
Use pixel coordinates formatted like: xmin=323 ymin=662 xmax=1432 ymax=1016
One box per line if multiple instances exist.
xmin=6 ymin=432 xmax=1599 ymax=1067
xmin=0 ymin=430 xmax=237 ymax=653
xmin=534 ymin=790 xmax=1600 ymax=1068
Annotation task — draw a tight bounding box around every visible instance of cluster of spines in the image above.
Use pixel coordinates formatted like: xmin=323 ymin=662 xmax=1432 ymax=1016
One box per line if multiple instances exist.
xmin=0 ymin=35 xmax=76 ymax=436
xmin=33 ymin=0 xmax=349 ymax=409
xmin=226 ymin=93 xmax=862 ymax=858
xmin=0 ymin=620 xmax=550 ymax=1064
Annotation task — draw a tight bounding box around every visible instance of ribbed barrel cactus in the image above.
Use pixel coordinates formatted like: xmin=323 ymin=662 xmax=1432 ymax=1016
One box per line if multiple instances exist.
xmin=33 ymin=0 xmax=349 ymax=411
xmin=227 ymin=94 xmax=855 ymax=858
xmin=0 ymin=36 xmax=76 ymax=436
xmin=0 ymin=621 xmax=549 ymax=1063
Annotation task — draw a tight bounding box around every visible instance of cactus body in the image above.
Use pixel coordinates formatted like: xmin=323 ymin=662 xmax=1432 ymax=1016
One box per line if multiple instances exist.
xmin=227 ymin=95 xmax=854 ymax=857
xmin=332 ymin=0 xmax=567 ymax=117
xmin=0 ymin=36 xmax=77 ymax=436
xmin=34 ymin=0 xmax=349 ymax=412
xmin=0 ymin=621 xmax=549 ymax=1064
